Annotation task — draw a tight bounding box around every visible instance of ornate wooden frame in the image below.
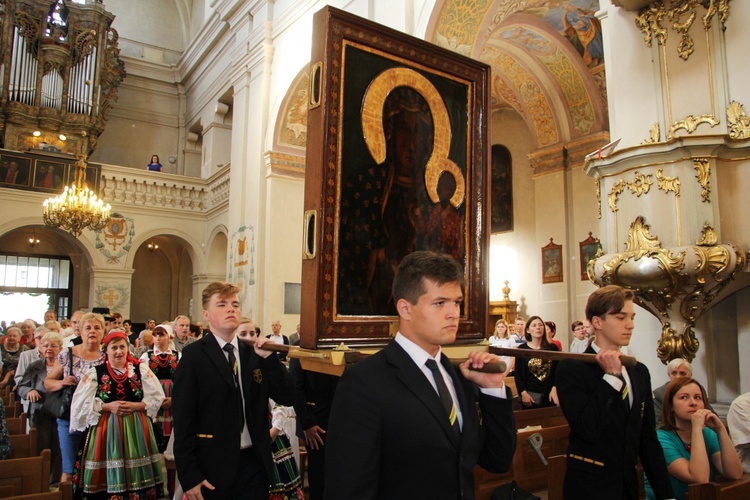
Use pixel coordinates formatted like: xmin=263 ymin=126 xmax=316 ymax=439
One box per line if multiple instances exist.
xmin=541 ymin=238 xmax=563 ymax=284
xmin=300 ymin=7 xmax=491 ymax=348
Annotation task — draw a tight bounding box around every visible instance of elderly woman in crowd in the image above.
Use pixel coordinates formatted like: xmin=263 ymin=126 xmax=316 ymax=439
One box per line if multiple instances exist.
xmin=140 ymin=325 xmax=179 ymax=440
xmin=653 ymin=359 xmax=701 ymax=427
xmin=16 ymin=332 xmax=64 ymax=483
xmin=70 ymin=330 xmax=164 ymax=499
xmin=19 ymin=318 xmax=38 ymax=347
xmin=45 ymin=312 xmax=106 ymax=482
xmin=0 ymin=327 xmax=28 ymax=389
xmin=645 ymin=377 xmax=742 ymax=499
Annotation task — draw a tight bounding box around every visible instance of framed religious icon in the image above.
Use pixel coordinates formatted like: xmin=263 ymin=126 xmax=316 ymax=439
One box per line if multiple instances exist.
xmin=579 ymin=232 xmax=601 ymax=281
xmin=0 ymin=153 xmax=31 ymax=187
xmin=33 ymin=160 xmax=66 ymax=191
xmin=541 ymin=238 xmax=563 ymax=284
xmin=300 ymin=7 xmax=491 ymax=349
xmin=490 ymin=145 xmax=513 ymax=233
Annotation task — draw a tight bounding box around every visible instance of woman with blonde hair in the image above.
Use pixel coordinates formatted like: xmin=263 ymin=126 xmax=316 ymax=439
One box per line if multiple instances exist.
xmin=45 ymin=312 xmax=106 ymax=483
xmin=645 ymin=377 xmax=742 ymax=499
xmin=488 ymin=319 xmax=515 ymax=374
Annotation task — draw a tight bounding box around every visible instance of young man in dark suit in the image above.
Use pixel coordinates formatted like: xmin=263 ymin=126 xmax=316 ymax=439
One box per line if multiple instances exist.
xmin=325 ymin=251 xmax=516 ymax=499
xmin=172 ymin=282 xmax=295 ymax=500
xmin=556 ymin=285 xmax=675 ymax=499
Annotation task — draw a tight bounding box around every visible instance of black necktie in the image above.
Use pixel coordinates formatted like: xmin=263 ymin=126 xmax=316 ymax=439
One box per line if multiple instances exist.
xmin=223 ymin=343 xmax=245 ymax=428
xmin=425 ymin=359 xmax=460 ymax=437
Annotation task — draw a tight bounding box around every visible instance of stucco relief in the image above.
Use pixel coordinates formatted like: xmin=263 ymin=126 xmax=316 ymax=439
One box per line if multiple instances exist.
xmin=227 ymin=225 xmax=256 ymax=315
xmin=277 ymin=73 xmax=309 ymax=149
xmin=94 ymin=213 xmax=135 ymax=264
xmin=94 ymin=283 xmax=130 ymax=312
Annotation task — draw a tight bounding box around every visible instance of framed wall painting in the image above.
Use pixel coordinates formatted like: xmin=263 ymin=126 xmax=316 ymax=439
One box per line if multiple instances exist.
xmin=579 ymin=232 xmax=602 ymax=281
xmin=541 ymin=238 xmax=563 ymax=284
xmin=33 ymin=160 xmax=66 ymax=191
xmin=300 ymin=6 xmax=491 ymax=348
xmin=490 ymin=144 xmax=513 ymax=233
xmin=0 ymin=154 xmax=31 ymax=187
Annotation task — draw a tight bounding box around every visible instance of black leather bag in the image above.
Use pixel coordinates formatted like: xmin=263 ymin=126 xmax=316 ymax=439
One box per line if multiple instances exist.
xmin=41 ymin=352 xmax=74 ymax=419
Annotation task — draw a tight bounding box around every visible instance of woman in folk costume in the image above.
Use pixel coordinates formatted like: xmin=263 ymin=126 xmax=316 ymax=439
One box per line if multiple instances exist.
xmin=140 ymin=324 xmax=179 ymax=439
xmin=70 ymin=331 xmax=165 ymax=499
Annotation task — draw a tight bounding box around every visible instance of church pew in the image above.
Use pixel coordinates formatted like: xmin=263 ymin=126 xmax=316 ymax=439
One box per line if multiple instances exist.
xmin=2 ymin=481 xmax=72 ymax=500
xmin=9 ymin=428 xmax=37 ymax=459
xmin=0 ymin=449 xmax=51 ymax=497
xmin=687 ymin=473 xmax=750 ymax=499
xmin=5 ymin=414 xmax=28 ymax=435
xmin=514 ymin=405 xmax=567 ymax=431
xmin=513 ymin=424 xmax=570 ymax=493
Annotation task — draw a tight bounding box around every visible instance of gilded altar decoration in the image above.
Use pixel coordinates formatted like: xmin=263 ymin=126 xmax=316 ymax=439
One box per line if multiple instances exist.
xmin=726 ymin=101 xmax=750 ymax=140
xmin=596 ymin=178 xmax=602 ymax=219
xmin=589 ymin=215 xmax=748 ymax=362
xmin=696 ymin=223 xmax=718 ymax=246
xmin=635 ymin=0 xmax=731 ymax=60
xmin=667 ymin=114 xmax=720 ymax=139
xmin=626 ymin=171 xmax=653 ymax=197
xmin=656 ymin=169 xmax=680 ymax=196
xmin=644 ymin=123 xmax=661 ymax=144
xmin=608 ymin=179 xmax=625 ymax=213
xmin=692 ymin=157 xmax=711 ymax=202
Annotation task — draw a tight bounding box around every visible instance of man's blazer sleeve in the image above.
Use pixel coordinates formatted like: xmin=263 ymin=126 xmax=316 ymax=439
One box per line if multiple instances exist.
xmin=172 ymin=348 xmax=203 ymax=492
xmin=477 ymin=385 xmax=516 ymax=473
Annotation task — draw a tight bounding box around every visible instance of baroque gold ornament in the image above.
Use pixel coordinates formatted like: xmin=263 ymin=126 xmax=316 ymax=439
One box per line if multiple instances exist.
xmin=588 ymin=215 xmax=747 ymax=363
xmin=727 ymin=101 xmax=750 ymax=139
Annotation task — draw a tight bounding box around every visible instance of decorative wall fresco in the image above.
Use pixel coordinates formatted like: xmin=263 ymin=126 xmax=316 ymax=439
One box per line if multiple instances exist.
xmin=94 ymin=283 xmax=130 ymax=311
xmin=95 ymin=213 xmax=135 ymax=264
xmin=227 ymin=225 xmax=256 ymax=315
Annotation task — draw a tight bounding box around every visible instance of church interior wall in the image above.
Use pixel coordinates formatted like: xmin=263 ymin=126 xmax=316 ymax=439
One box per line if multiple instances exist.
xmin=725 ymin=1 xmax=750 ymax=108
xmin=108 ymin=0 xmax=187 ymax=59
xmin=131 ymin=247 xmax=173 ymax=324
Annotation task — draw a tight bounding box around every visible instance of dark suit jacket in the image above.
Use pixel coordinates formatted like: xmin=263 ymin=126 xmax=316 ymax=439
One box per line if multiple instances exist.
xmin=556 ymin=346 xmax=674 ymax=499
xmin=324 ymin=341 xmax=516 ymax=500
xmin=172 ymin=332 xmax=295 ymax=492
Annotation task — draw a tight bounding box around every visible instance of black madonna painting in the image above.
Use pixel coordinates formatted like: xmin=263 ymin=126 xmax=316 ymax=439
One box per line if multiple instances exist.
xmin=300 ymin=7 xmax=491 ymax=348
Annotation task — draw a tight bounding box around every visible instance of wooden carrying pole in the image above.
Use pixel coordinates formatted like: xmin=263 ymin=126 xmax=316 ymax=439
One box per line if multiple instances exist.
xmin=489 ymin=346 xmax=638 ymax=367
xmin=237 ymin=337 xmax=508 ymax=373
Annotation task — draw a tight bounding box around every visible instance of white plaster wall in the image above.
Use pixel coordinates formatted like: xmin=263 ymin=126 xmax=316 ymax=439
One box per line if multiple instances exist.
xmin=724 ymin=1 xmax=750 ymax=108
xmin=489 ymin=108 xmax=537 ymax=318
xmin=108 ymin=0 xmax=186 ymax=63
xmin=597 ymin=1 xmax=660 ymax=149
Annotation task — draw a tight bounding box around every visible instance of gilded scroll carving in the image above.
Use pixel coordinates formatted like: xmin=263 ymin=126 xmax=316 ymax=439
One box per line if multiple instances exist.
xmin=657 ymin=322 xmax=699 ymax=362
xmin=643 ymin=123 xmax=661 ymax=144
xmin=656 ymin=169 xmax=680 ymax=196
xmin=608 ymin=179 xmax=625 ymax=213
xmin=626 ymin=171 xmax=653 ymax=197
xmin=727 ymin=100 xmax=750 ymax=139
xmin=635 ymin=0 xmax=731 ymax=60
xmin=667 ymin=114 xmax=719 ymax=139
xmin=692 ymin=157 xmax=711 ymax=202
xmin=696 ymin=223 xmax=718 ymax=246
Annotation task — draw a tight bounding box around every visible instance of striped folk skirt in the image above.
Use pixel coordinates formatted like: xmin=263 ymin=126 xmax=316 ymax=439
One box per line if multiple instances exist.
xmin=73 ymin=410 xmax=163 ymax=499
xmin=269 ymin=433 xmax=305 ymax=500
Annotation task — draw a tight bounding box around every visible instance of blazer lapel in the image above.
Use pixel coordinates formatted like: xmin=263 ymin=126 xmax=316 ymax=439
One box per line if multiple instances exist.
xmin=385 ymin=342 xmax=461 ymax=448
xmin=238 ymin=340 xmax=257 ymax=401
xmin=202 ymin=333 xmax=236 ymax=389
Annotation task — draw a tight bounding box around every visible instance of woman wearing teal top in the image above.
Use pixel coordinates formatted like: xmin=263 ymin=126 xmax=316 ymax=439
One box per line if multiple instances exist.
xmin=645 ymin=377 xmax=742 ymax=499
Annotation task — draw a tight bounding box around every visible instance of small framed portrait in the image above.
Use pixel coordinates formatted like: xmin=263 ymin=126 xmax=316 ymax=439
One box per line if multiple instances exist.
xmin=33 ymin=160 xmax=66 ymax=191
xmin=579 ymin=232 xmax=602 ymax=281
xmin=0 ymin=154 xmax=31 ymax=187
xmin=541 ymin=238 xmax=563 ymax=284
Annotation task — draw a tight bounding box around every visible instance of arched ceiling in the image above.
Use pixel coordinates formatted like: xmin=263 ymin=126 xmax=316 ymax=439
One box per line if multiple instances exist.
xmin=429 ymin=0 xmax=608 ymax=150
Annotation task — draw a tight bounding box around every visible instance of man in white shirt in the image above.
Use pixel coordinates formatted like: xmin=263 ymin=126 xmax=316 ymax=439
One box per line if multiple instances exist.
xmin=727 ymin=391 xmax=750 ymax=473
xmin=265 ymin=320 xmax=289 ymax=362
xmin=569 ymin=320 xmax=588 ymax=354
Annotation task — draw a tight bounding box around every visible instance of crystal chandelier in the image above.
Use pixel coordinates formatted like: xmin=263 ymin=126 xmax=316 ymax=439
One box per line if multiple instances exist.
xmin=42 ymin=154 xmax=111 ymax=237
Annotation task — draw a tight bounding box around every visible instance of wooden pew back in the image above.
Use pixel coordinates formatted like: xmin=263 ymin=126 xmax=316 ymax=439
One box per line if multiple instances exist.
xmin=0 ymin=449 xmax=51 ymax=497
xmin=514 ymin=406 xmax=567 ymax=430
xmin=5 ymin=414 xmax=28 ymax=435
xmin=687 ymin=473 xmax=750 ymax=500
xmin=2 ymin=481 xmax=72 ymax=500
xmin=9 ymin=428 xmax=38 ymax=459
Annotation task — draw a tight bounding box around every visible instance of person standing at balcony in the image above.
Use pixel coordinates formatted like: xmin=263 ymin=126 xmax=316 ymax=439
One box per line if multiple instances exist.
xmin=147 ymin=154 xmax=163 ymax=172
